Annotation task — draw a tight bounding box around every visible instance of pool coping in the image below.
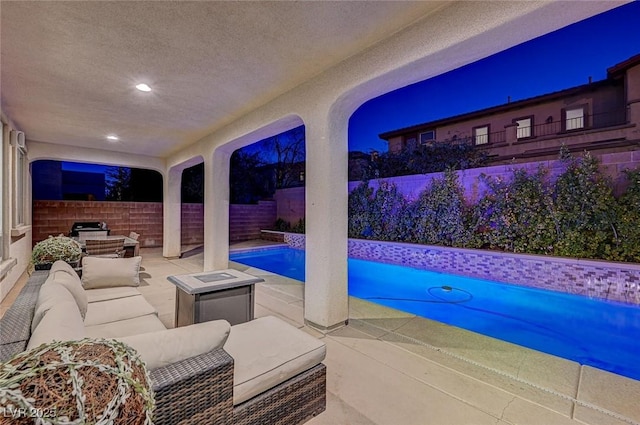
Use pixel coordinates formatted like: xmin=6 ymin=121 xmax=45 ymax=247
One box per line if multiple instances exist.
xmin=236 ymin=259 xmax=640 ymax=425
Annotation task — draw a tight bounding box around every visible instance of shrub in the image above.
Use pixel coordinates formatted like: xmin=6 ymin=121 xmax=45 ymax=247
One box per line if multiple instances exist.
xmin=367 ymin=182 xmax=410 ymax=241
xmin=409 ymin=169 xmax=470 ymax=246
xmin=473 ymin=166 xmax=556 ymax=253
xmin=346 ymin=149 xmax=640 ymax=263
xmin=553 ymin=149 xmax=618 ymax=259
xmin=273 ymin=217 xmax=305 ymax=233
xmin=612 ymin=168 xmax=640 ymax=262
xmin=348 ymin=182 xmax=375 ymax=238
xmin=31 ymin=235 xmax=82 ymax=269
xmin=367 ymin=139 xmax=488 ymax=179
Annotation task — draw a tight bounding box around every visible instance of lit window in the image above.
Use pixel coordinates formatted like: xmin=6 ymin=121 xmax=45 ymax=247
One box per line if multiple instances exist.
xmin=419 ymin=131 xmax=436 ymax=145
xmin=473 ymin=125 xmax=489 ymax=145
xmin=515 ymin=117 xmax=532 ymax=139
xmin=564 ymin=107 xmax=585 ymax=130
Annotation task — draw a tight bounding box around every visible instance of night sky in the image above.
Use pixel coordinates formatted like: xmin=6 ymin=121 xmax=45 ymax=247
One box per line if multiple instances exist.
xmin=348 ymin=2 xmax=640 ymax=153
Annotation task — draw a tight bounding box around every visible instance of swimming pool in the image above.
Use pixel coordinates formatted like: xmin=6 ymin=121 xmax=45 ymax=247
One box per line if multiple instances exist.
xmin=230 ymin=247 xmax=640 ymax=380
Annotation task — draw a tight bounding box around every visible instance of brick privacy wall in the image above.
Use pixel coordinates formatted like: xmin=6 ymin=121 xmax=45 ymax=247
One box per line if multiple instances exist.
xmin=32 ymin=200 xmax=163 ymax=247
xmin=282 ymin=234 xmax=640 ymax=306
xmin=34 ymin=200 xmax=274 ymax=247
xmin=229 ymin=201 xmax=277 ymax=242
xmin=181 ymin=203 xmax=204 ymax=246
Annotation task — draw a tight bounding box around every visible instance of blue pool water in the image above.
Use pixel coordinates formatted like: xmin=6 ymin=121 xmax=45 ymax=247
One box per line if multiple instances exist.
xmin=230 ymin=247 xmax=640 ymax=380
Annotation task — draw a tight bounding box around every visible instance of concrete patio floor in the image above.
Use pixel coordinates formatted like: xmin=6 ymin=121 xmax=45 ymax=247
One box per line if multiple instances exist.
xmin=3 ymin=244 xmax=640 ymax=425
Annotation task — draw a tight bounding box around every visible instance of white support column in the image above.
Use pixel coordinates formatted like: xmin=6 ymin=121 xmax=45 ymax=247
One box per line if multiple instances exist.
xmin=162 ymin=167 xmax=182 ymax=259
xmin=203 ymin=149 xmax=231 ymax=271
xmin=304 ymin=113 xmax=349 ymax=331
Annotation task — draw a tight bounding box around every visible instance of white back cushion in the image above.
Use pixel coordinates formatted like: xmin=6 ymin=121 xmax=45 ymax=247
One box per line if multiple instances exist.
xmin=48 ymin=270 xmax=88 ymax=319
xmin=28 ymin=292 xmax=84 ymax=349
xmin=117 ymin=320 xmax=231 ymax=370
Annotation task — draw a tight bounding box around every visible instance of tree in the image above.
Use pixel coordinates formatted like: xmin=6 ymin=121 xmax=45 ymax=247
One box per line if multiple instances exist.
xmin=105 ymin=167 xmax=131 ymax=201
xmin=182 ymin=163 xmax=204 ymax=203
xmin=262 ymin=126 xmax=305 ymax=189
xmin=229 ymin=150 xmax=273 ymax=203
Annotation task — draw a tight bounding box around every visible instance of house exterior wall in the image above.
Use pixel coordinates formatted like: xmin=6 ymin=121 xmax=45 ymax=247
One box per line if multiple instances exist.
xmin=383 ymin=60 xmax=639 ymax=166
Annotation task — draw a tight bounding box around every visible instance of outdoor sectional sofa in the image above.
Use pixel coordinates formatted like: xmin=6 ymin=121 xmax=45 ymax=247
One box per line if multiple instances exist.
xmin=0 ymin=258 xmax=326 ymax=424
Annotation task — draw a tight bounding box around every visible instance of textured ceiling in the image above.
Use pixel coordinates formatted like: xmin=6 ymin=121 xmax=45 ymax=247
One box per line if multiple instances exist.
xmin=1 ymin=1 xmax=449 ymax=157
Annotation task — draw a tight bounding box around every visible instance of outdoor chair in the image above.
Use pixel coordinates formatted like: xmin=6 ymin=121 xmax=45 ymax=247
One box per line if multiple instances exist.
xmin=84 ymin=238 xmax=126 ymax=259
xmin=129 ymin=231 xmax=140 ymax=241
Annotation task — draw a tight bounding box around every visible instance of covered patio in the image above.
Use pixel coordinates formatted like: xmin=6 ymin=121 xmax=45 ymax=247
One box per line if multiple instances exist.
xmin=2 ymin=1 xmax=627 ymax=329
xmin=1 ymin=1 xmax=638 ymax=423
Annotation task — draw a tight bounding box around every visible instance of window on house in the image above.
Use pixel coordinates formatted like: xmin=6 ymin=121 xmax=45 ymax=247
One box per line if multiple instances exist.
xmin=473 ymin=125 xmax=489 ymax=145
xmin=12 ymin=132 xmax=27 ymax=227
xmin=0 ymin=123 xmax=3 ymax=261
xmin=564 ymin=106 xmax=586 ymax=130
xmin=514 ymin=116 xmax=533 ymax=139
xmin=419 ymin=131 xmax=436 ymax=145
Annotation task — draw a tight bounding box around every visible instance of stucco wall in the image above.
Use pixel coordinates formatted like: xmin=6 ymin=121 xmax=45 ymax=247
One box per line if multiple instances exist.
xmin=0 ymin=231 xmax=32 ymax=302
xmin=274 ymin=187 xmax=305 ymax=224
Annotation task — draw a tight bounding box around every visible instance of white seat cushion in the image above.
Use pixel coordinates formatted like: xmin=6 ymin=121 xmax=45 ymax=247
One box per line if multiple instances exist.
xmin=117 ymin=320 xmax=231 ymax=370
xmin=223 ymin=316 xmax=326 ymax=405
xmin=85 ymin=314 xmax=167 ymax=339
xmin=83 ymin=294 xmax=157 ymax=326
xmin=86 ymin=286 xmax=141 ymax=303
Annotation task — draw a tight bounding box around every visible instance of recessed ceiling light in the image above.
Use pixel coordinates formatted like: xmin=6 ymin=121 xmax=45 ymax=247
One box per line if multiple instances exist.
xmin=106 ymin=135 xmax=119 ymax=141
xmin=135 ymin=83 xmax=152 ymax=92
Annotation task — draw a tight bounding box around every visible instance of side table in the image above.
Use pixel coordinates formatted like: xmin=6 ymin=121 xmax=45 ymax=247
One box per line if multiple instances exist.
xmin=167 ymin=269 xmax=264 ymax=327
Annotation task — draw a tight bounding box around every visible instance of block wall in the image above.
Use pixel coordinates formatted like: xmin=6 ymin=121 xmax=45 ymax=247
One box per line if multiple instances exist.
xmin=181 ymin=203 xmax=204 ymax=246
xmin=229 ymin=201 xmax=277 ymax=242
xmin=32 ymin=200 xmax=163 ymax=247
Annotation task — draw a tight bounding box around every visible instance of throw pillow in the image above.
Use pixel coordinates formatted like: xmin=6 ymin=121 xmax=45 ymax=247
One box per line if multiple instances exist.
xmin=81 ymin=256 xmax=142 ymax=289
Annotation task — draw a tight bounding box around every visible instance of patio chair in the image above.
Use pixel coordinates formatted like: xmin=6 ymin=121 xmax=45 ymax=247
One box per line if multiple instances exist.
xmin=84 ymin=238 xmax=126 ymax=258
xmin=129 ymin=231 xmax=140 ymax=240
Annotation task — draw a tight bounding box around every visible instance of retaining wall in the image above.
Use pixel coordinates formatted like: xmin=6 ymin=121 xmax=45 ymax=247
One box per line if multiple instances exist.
xmin=282 ymin=233 xmax=640 ymax=306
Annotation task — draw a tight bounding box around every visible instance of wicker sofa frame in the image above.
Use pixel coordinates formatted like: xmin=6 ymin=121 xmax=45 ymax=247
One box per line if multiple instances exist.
xmin=0 ymin=270 xmax=327 ymax=424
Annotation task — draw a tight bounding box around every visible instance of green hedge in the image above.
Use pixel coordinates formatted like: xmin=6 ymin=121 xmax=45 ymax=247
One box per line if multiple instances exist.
xmin=348 ymin=150 xmax=640 ymax=262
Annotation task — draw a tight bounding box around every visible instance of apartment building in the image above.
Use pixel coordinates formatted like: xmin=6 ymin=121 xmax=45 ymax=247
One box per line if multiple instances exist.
xmin=380 ymin=54 xmax=640 ymax=165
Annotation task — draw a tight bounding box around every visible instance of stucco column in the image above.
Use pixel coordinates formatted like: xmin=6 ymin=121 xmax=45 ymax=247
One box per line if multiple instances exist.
xmin=163 ymin=167 xmax=182 ymax=258
xmin=304 ymin=113 xmax=349 ymax=331
xmin=203 ymin=149 xmax=231 ymax=271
